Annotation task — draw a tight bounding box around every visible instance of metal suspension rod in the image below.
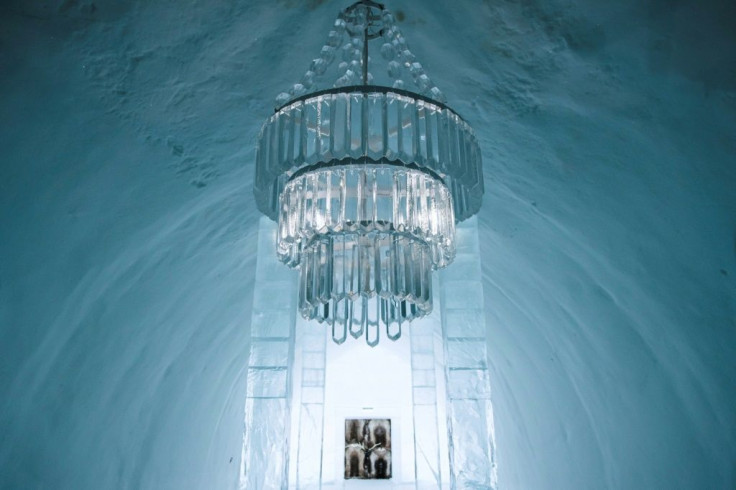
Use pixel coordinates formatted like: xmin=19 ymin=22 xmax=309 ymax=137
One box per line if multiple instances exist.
xmin=346 ymin=0 xmax=383 ymax=86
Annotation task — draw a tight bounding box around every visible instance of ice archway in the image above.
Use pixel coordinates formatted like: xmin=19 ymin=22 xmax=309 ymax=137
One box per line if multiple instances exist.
xmin=1 ymin=0 xmax=734 ymax=488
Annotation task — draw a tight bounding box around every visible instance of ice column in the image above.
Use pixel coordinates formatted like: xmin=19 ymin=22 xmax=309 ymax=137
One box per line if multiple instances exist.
xmin=240 ymin=217 xmax=297 ymax=490
xmin=440 ymin=217 xmax=498 ymax=489
xmin=288 ymin=316 xmax=327 ymax=489
xmin=410 ymin=281 xmax=452 ymax=489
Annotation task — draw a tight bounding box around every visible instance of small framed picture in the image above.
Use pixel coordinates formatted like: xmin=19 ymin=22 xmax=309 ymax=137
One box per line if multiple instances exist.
xmin=344 ymin=418 xmax=392 ymax=479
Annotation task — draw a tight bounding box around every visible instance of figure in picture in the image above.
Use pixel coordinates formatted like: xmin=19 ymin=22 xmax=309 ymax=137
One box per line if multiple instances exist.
xmin=344 ymin=418 xmax=392 ymax=479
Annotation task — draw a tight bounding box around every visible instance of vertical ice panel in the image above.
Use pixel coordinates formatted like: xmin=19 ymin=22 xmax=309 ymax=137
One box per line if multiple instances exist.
xmin=292 ymin=318 xmax=327 ymax=489
xmin=414 ymin=405 xmax=441 ymax=486
xmin=410 ymin=291 xmax=447 ymax=488
xmin=440 ymin=217 xmax=498 ymax=490
xmin=296 ymin=403 xmax=324 ymax=488
xmin=240 ymin=217 xmax=296 ymax=490
xmin=242 ymin=398 xmax=290 ymax=490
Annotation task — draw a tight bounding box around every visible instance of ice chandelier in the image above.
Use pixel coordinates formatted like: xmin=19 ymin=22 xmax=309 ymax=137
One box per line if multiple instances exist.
xmin=254 ymin=0 xmax=483 ymax=346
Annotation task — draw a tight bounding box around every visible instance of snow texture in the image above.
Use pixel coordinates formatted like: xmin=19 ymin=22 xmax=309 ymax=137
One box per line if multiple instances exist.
xmin=1 ymin=0 xmax=735 ymax=488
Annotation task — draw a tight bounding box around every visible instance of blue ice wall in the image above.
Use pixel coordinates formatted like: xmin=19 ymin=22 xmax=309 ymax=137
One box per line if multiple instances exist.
xmin=1 ymin=0 xmax=735 ymax=489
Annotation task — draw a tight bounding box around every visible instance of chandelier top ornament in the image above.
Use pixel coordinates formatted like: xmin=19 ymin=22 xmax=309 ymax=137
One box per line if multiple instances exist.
xmin=254 ymin=0 xmax=483 ymax=347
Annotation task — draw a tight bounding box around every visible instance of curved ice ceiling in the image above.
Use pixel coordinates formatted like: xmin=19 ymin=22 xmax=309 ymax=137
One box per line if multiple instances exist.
xmin=1 ymin=0 xmax=734 ymax=488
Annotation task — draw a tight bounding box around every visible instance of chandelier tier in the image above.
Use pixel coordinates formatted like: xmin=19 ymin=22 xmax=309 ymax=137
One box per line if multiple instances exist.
xmin=254 ymin=0 xmax=483 ymax=346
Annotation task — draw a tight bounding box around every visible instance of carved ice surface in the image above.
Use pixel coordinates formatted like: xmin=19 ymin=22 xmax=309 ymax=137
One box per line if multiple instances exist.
xmin=243 ymin=218 xmax=497 ymax=489
xmin=240 ymin=218 xmax=296 ymax=490
xmin=441 ymin=218 xmax=498 ymax=489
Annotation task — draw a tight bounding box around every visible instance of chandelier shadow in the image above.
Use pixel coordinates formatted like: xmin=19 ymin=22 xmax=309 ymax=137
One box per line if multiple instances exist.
xmin=254 ymin=0 xmax=483 ymax=346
